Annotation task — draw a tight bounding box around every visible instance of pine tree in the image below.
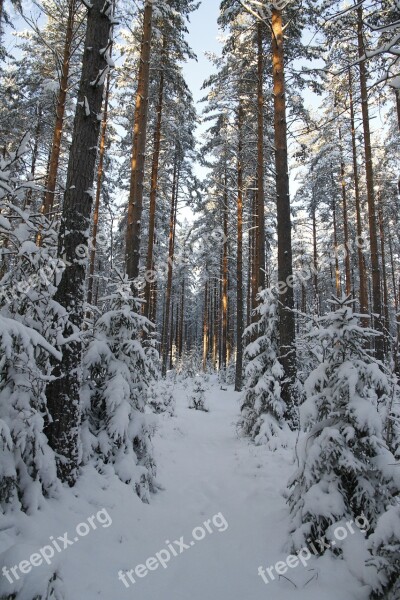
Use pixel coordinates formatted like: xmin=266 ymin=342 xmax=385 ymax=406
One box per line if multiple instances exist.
xmin=44 ymin=0 xmax=114 ymax=485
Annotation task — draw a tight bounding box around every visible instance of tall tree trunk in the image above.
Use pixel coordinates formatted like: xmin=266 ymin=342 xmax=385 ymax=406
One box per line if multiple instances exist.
xmin=388 ymin=232 xmax=398 ymax=314
xmin=202 ymin=279 xmax=209 ymax=372
xmin=395 ymin=89 xmax=400 ymax=132
xmin=348 ymin=67 xmax=368 ymax=316
xmin=247 ymin=214 xmax=252 ymax=326
xmin=24 ymin=103 xmax=42 ymax=208
xmin=271 ymin=8 xmax=296 ymax=420
xmin=311 ymin=202 xmax=319 ymax=313
xmin=144 ymin=46 xmax=165 ymax=320
xmin=388 ymin=230 xmax=400 ymax=378
xmin=161 ymin=157 xmax=178 ymax=376
xmin=332 ymin=192 xmax=341 ymax=297
xmin=87 ymin=70 xmax=111 ymax=308
xmin=357 ymin=5 xmax=383 ymax=359
xmin=169 ymin=298 xmax=175 ymax=370
xmin=178 ymin=276 xmax=184 ymax=358
xmin=213 ymin=279 xmax=218 ymax=368
xmin=377 ymin=194 xmax=389 ymax=346
xmin=251 ymin=180 xmax=258 ymax=316
xmin=235 ymin=101 xmax=244 ymax=392
xmin=339 ymin=127 xmax=351 ymax=295
xmin=125 ymin=0 xmax=153 ymax=281
xmin=45 ymin=0 xmax=113 ymax=485
xmin=42 ymin=0 xmax=76 ymax=215
xmin=221 ymin=173 xmax=228 ymax=371
xmin=256 ymin=22 xmax=265 ymax=291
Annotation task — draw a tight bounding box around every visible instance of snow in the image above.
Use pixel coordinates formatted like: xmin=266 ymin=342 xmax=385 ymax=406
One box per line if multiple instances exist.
xmin=0 ymin=377 xmax=370 ymax=600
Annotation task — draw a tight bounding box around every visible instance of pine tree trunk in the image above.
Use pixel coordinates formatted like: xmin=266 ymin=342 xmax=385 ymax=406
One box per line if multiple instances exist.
xmin=357 ymin=5 xmax=383 ymax=359
xmin=251 ymin=181 xmax=258 ymax=315
xmin=349 ymin=67 xmax=368 ymax=317
xmin=388 ymin=230 xmax=400 ymax=378
xmin=213 ymin=280 xmax=218 ymax=368
xmin=178 ymin=276 xmax=184 ymax=358
xmin=221 ymin=173 xmax=228 ymax=371
xmin=144 ymin=47 xmax=165 ymax=319
xmin=161 ymin=157 xmax=178 ymax=376
xmin=332 ymin=191 xmax=341 ymax=297
xmin=125 ymin=0 xmax=153 ymax=281
xmin=169 ymin=298 xmax=175 ymax=370
xmin=339 ymin=127 xmax=351 ymax=295
xmin=202 ymin=279 xmax=209 ymax=372
xmin=312 ymin=202 xmax=319 ymax=312
xmin=247 ymin=218 xmax=252 ymax=326
xmin=42 ymin=0 xmax=76 ymax=216
xmin=377 ymin=194 xmax=389 ymax=347
xmin=395 ymin=89 xmax=400 ymax=132
xmin=87 ymin=70 xmax=111 ymax=308
xmin=388 ymin=232 xmax=398 ymax=313
xmin=45 ymin=0 xmax=113 ymax=485
xmin=24 ymin=103 xmax=42 ymax=208
xmin=235 ymin=101 xmax=244 ymax=392
xmin=271 ymin=8 xmax=296 ymax=419
xmin=256 ymin=22 xmax=265 ymax=291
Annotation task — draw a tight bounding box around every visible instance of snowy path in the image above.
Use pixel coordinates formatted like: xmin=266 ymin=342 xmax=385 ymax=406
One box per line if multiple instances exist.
xmin=85 ymin=377 xmax=366 ymax=600
xmin=17 ymin=378 xmax=367 ymax=599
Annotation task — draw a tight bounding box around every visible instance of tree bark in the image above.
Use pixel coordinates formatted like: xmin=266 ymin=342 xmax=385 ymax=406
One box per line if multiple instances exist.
xmin=24 ymin=103 xmax=42 ymax=208
xmin=202 ymin=279 xmax=209 ymax=372
xmin=221 ymin=171 xmax=228 ymax=371
xmin=87 ymin=70 xmax=111 ymax=308
xmin=348 ymin=67 xmax=368 ymax=317
xmin=161 ymin=157 xmax=178 ymax=376
xmin=256 ymin=21 xmax=265 ymax=291
xmin=45 ymin=0 xmax=113 ymax=485
xmin=377 ymin=194 xmax=389 ymax=347
xmin=338 ymin=127 xmax=351 ymax=295
xmin=144 ymin=43 xmax=165 ymax=320
xmin=271 ymin=8 xmax=296 ymax=420
xmin=42 ymin=0 xmax=76 ymax=216
xmin=235 ymin=101 xmax=244 ymax=392
xmin=357 ymin=4 xmax=383 ymax=360
xmin=125 ymin=0 xmax=153 ymax=281
xmin=332 ymin=191 xmax=341 ymax=297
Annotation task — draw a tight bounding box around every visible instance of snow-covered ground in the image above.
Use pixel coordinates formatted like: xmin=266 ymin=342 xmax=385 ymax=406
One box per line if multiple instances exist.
xmin=1 ymin=376 xmax=370 ymax=599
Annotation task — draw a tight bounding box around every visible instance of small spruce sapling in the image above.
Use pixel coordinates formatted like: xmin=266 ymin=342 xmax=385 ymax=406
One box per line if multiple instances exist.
xmin=188 ymin=375 xmax=209 ymax=412
xmin=239 ymin=288 xmax=290 ymax=450
xmin=82 ymin=273 xmax=158 ymax=502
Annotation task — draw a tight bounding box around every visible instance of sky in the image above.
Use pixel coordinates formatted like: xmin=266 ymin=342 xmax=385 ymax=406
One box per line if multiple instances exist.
xmin=182 ymin=0 xmax=221 ymax=106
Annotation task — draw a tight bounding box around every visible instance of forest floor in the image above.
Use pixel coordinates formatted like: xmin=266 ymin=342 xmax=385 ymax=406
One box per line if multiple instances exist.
xmin=1 ymin=376 xmax=370 ymax=600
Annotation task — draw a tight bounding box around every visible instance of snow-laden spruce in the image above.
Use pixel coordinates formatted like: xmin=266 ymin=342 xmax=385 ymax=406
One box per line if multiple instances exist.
xmin=82 ymin=275 xmax=158 ymax=503
xmin=368 ymin=504 xmax=400 ymax=599
xmin=188 ymin=375 xmax=209 ymax=412
xmin=239 ymin=288 xmax=290 ymax=450
xmin=148 ymin=379 xmax=176 ymax=416
xmin=0 ymin=140 xmax=66 ymax=514
xmin=288 ymin=296 xmax=400 ymax=552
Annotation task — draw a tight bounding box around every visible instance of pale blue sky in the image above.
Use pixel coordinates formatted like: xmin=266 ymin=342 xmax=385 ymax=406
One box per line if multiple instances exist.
xmin=182 ymin=0 xmax=221 ymax=105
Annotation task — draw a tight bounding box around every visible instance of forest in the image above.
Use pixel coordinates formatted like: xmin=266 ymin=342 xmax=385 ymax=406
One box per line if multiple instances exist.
xmin=0 ymin=0 xmax=399 ymax=598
